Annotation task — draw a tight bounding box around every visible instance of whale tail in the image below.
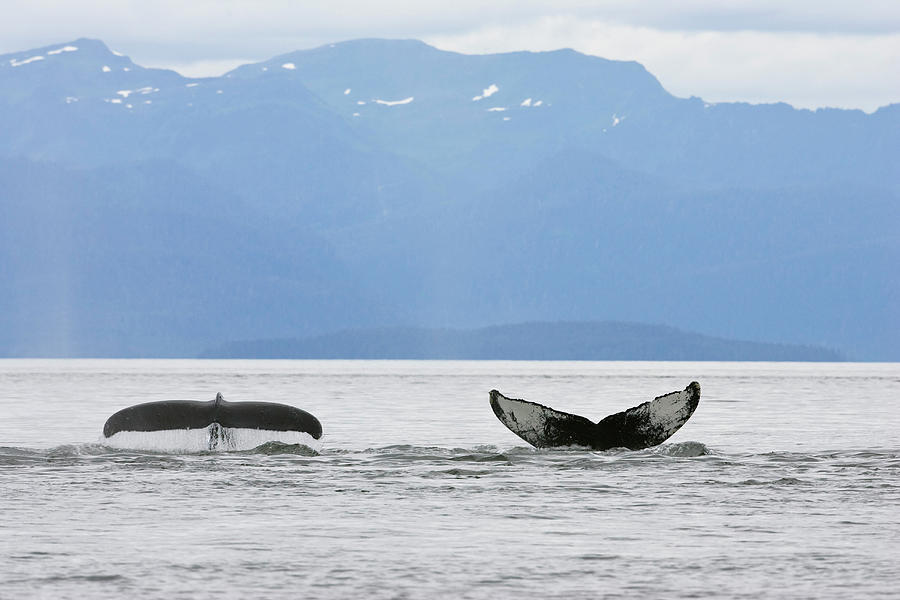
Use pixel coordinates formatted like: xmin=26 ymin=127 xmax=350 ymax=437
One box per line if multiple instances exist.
xmin=490 ymin=382 xmax=700 ymax=450
xmin=102 ymin=393 xmax=322 ymax=452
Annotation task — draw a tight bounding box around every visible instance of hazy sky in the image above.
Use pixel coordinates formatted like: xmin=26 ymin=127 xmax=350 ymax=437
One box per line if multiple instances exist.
xmin=3 ymin=1 xmax=899 ymax=111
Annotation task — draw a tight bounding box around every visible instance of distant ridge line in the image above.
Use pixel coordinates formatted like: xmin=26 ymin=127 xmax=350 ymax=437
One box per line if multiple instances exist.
xmin=200 ymin=321 xmax=845 ymax=361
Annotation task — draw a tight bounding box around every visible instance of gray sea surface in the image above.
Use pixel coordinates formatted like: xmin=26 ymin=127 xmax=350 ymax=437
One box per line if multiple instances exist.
xmin=1 ymin=360 xmax=898 ymax=599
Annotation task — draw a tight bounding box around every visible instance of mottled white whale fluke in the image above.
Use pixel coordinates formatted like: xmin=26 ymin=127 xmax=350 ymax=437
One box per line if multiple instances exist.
xmin=102 ymin=393 xmax=323 ymax=452
xmin=489 ymin=382 xmax=701 ymax=450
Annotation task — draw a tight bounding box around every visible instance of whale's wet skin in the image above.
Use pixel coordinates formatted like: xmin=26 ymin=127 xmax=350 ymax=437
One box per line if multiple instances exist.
xmin=2 ymin=360 xmax=899 ymax=599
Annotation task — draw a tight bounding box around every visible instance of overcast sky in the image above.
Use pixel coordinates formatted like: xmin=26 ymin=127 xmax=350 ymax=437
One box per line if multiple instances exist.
xmin=3 ymin=1 xmax=899 ymax=111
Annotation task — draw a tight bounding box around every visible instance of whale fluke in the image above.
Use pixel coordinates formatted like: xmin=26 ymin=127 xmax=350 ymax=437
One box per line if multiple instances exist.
xmin=489 ymin=382 xmax=700 ymax=450
xmin=102 ymin=393 xmax=322 ymax=451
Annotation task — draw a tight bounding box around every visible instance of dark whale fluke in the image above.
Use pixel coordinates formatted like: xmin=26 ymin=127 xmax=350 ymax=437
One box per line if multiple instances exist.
xmin=489 ymin=382 xmax=700 ymax=450
xmin=102 ymin=393 xmax=322 ymax=451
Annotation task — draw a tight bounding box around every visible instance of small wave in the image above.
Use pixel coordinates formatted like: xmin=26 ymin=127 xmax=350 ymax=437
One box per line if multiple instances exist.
xmin=424 ymin=468 xmax=494 ymax=478
xmin=448 ymin=452 xmax=511 ymax=463
xmin=361 ymin=444 xmax=453 ymax=456
xmin=0 ymin=446 xmax=42 ymax=458
xmin=0 ymin=447 xmax=44 ymax=466
xmin=499 ymin=445 xmax=554 ymax=456
xmin=737 ymin=477 xmax=808 ymax=486
xmin=46 ymin=443 xmax=117 ymax=457
xmin=755 ymin=450 xmax=900 ymax=465
xmin=321 ymin=445 xmax=525 ymax=468
xmin=655 ymin=441 xmax=713 ymax=457
xmin=579 ymin=553 xmax=621 ymax=561
xmin=243 ymin=442 xmax=320 ymax=456
xmin=13 ymin=574 xmax=127 ymax=584
xmin=0 ymin=443 xmax=122 ymax=465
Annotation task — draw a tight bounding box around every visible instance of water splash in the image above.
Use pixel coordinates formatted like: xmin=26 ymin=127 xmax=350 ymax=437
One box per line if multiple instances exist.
xmin=101 ymin=426 xmax=323 ymax=453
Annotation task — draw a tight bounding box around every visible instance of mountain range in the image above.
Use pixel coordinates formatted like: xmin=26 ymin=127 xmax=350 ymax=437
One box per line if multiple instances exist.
xmin=1 ymin=38 xmax=897 ymax=359
xmin=201 ymin=322 xmax=844 ymax=361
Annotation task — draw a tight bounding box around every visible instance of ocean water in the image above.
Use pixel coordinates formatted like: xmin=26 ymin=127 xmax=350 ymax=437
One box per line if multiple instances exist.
xmin=1 ymin=360 xmax=898 ymax=599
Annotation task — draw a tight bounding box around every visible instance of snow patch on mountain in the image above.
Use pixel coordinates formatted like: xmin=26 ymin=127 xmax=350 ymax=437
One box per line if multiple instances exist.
xmin=374 ymin=97 xmax=414 ymax=106
xmin=472 ymin=84 xmax=499 ymax=101
xmin=47 ymin=46 xmax=78 ymax=55
xmin=10 ymin=55 xmax=44 ymax=67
